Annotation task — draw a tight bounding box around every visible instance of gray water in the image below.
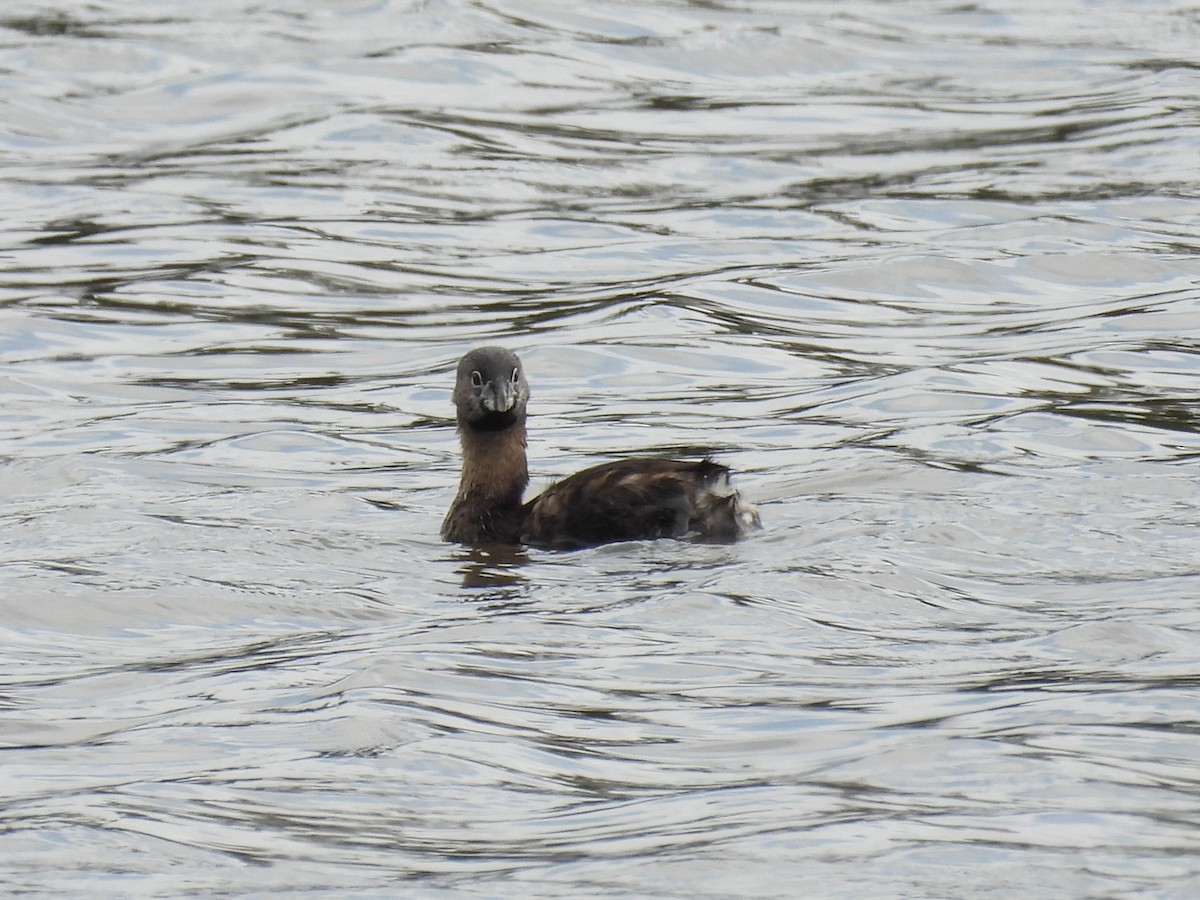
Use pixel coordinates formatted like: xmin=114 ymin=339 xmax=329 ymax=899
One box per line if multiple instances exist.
xmin=3 ymin=1 xmax=1200 ymax=896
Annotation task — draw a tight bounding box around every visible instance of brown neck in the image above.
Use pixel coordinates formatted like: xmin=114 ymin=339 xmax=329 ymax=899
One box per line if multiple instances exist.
xmin=453 ymin=417 xmax=529 ymax=511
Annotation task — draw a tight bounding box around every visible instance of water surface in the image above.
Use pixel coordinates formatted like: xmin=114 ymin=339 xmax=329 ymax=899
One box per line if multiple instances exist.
xmin=2 ymin=1 xmax=1199 ymax=895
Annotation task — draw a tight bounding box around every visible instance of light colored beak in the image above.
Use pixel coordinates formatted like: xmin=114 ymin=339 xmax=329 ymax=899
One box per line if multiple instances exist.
xmin=481 ymin=380 xmax=515 ymax=413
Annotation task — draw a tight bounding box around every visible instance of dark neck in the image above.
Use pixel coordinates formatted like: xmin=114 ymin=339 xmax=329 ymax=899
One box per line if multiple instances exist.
xmin=454 ymin=417 xmax=529 ymax=511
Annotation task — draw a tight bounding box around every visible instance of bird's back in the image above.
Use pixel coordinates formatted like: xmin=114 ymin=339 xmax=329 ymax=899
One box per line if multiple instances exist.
xmin=522 ymin=458 xmax=759 ymax=548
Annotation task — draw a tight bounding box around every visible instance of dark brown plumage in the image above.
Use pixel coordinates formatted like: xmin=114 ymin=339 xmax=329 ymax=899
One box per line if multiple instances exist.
xmin=441 ymin=346 xmax=760 ymax=548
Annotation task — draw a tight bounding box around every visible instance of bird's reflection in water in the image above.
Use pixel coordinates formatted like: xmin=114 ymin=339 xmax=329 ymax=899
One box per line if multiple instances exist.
xmin=454 ymin=544 xmax=530 ymax=592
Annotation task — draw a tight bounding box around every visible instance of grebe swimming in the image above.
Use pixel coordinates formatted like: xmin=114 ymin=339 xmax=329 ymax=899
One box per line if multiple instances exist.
xmin=441 ymin=346 xmax=760 ymax=548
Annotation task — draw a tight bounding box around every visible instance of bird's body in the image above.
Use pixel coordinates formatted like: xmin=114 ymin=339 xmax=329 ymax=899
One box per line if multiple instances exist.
xmin=441 ymin=346 xmax=760 ymax=548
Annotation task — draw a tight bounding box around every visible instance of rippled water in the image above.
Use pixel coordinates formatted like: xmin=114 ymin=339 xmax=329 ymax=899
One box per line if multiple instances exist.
xmin=3 ymin=0 xmax=1200 ymax=895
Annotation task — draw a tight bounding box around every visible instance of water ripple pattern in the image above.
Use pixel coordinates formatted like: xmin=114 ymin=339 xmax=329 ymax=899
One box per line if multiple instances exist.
xmin=2 ymin=1 xmax=1199 ymax=895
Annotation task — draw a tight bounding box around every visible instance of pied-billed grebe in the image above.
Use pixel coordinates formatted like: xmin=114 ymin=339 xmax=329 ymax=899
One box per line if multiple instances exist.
xmin=441 ymin=346 xmax=761 ymax=548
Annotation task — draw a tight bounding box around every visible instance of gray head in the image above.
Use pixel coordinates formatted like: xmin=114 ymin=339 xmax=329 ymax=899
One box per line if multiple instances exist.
xmin=452 ymin=346 xmax=530 ymax=431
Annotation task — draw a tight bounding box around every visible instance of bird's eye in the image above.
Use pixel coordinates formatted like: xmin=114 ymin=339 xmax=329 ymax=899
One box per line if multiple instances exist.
xmin=470 ymin=370 xmax=483 ymax=388
xmin=510 ymin=367 xmax=520 ymax=384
